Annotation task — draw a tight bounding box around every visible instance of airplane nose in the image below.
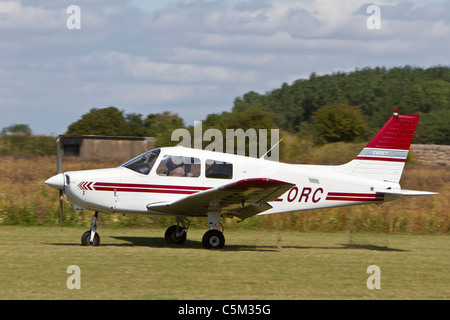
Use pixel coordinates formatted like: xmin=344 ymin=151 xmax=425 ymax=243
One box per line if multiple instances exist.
xmin=45 ymin=173 xmax=65 ymax=190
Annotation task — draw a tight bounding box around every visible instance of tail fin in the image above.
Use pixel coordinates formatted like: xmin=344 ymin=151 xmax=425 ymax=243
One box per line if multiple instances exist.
xmin=338 ymin=109 xmax=420 ymax=183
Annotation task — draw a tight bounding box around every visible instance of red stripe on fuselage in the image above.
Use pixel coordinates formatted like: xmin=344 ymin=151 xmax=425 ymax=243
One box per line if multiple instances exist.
xmin=92 ymin=182 xmax=212 ymax=195
xmin=326 ymin=196 xmax=384 ymax=202
xmin=327 ymin=192 xmax=378 ymax=197
xmin=326 ymin=192 xmax=384 ymax=202
xmin=93 ymin=182 xmax=210 ymax=191
xmin=93 ymin=186 xmax=198 ymax=194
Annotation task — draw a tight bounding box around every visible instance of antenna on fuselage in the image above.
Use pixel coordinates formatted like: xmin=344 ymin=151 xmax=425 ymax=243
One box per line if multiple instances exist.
xmin=259 ymin=139 xmax=283 ymax=159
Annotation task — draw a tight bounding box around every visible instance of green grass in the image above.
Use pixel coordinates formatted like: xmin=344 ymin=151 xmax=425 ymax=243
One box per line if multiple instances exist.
xmin=0 ymin=225 xmax=449 ymax=300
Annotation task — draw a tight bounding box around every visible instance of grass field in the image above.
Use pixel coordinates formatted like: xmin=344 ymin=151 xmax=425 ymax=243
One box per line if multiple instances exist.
xmin=0 ymin=226 xmax=448 ymax=300
xmin=0 ymin=152 xmax=448 ymax=301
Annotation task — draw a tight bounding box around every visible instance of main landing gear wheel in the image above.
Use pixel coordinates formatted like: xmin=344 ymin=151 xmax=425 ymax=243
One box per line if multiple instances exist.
xmin=165 ymin=225 xmax=187 ymax=245
xmin=202 ymin=229 xmax=225 ymax=249
xmin=165 ymin=217 xmax=189 ymax=245
xmin=81 ymin=231 xmax=100 ymax=246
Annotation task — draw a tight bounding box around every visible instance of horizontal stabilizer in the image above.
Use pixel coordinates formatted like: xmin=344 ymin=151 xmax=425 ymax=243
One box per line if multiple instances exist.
xmin=375 ymin=189 xmax=439 ymax=196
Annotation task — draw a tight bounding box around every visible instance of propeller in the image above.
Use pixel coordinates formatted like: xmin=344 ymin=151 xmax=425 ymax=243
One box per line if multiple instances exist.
xmin=56 ymin=136 xmax=64 ymax=228
xmin=44 ymin=136 xmax=67 ymax=227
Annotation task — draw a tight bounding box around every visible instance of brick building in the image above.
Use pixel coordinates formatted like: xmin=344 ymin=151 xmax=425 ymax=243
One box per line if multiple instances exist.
xmin=59 ymin=135 xmax=156 ymax=161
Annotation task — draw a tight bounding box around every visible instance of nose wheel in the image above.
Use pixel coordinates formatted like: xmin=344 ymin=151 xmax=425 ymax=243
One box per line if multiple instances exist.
xmin=81 ymin=211 xmax=102 ymax=246
xmin=81 ymin=230 xmax=100 ymax=246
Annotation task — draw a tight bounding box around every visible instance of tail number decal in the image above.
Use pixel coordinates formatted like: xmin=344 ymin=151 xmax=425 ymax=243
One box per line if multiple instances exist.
xmin=282 ymin=187 xmax=323 ymax=203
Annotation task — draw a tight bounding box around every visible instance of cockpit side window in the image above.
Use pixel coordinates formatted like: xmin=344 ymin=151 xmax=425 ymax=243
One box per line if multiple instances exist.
xmin=121 ymin=149 xmax=161 ymax=175
xmin=156 ymin=155 xmax=200 ymax=177
xmin=205 ymin=159 xmax=233 ymax=179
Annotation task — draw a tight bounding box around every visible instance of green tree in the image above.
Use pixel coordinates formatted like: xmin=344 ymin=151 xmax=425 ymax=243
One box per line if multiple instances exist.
xmin=232 ymin=91 xmax=265 ymax=113
xmin=224 ymin=108 xmax=277 ymax=130
xmin=67 ymin=106 xmax=129 ymax=136
xmin=0 ymin=124 xmax=55 ymax=155
xmin=419 ymin=109 xmax=450 ymax=145
xmin=144 ymin=111 xmax=185 ymax=147
xmin=124 ymin=113 xmax=146 ymax=136
xmin=1 ymin=124 xmax=32 ymax=136
xmin=400 ymin=80 xmax=450 ymax=114
xmin=230 ymin=66 xmax=450 ymax=144
xmin=202 ymin=108 xmax=277 ymax=131
xmin=313 ymin=104 xmax=368 ymax=143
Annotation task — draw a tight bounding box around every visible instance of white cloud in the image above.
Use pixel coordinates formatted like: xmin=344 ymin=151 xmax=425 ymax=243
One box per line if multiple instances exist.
xmin=102 ymin=51 xmax=257 ymax=84
xmin=0 ymin=0 xmax=449 ymax=134
xmin=0 ymin=1 xmax=62 ymax=30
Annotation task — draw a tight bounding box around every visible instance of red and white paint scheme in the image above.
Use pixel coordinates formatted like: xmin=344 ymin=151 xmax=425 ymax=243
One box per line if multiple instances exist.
xmin=45 ymin=109 xmax=437 ymax=249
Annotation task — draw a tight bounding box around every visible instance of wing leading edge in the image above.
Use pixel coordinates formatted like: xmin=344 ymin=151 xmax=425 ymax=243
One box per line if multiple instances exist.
xmin=146 ymin=178 xmax=295 ymax=221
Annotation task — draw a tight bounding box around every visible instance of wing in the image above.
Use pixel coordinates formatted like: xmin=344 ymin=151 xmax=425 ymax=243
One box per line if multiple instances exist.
xmin=146 ymin=178 xmax=295 ymax=221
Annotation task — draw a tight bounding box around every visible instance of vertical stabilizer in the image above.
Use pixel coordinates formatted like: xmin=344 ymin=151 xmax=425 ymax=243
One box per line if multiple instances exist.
xmin=337 ymin=109 xmax=420 ymax=183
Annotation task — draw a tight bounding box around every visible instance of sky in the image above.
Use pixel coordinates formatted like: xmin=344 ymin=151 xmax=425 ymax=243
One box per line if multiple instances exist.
xmin=0 ymin=0 xmax=449 ymax=135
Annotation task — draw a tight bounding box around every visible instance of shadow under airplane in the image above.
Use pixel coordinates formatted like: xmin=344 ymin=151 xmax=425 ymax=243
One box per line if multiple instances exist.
xmin=98 ymin=236 xmax=410 ymax=252
xmin=49 ymin=235 xmax=410 ymax=252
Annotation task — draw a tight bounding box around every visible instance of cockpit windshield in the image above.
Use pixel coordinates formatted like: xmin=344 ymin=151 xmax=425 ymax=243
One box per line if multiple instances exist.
xmin=121 ymin=148 xmax=161 ymax=175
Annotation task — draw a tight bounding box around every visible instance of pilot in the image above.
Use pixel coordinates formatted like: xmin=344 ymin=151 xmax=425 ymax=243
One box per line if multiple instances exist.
xmin=206 ymin=161 xmax=219 ymax=177
xmin=166 ymin=156 xmax=185 ymax=177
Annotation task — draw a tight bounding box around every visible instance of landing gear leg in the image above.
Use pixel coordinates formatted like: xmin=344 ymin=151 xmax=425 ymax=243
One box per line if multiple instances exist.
xmin=81 ymin=211 xmax=102 ymax=246
xmin=165 ymin=217 xmax=189 ymax=245
xmin=202 ymin=211 xmax=225 ymax=249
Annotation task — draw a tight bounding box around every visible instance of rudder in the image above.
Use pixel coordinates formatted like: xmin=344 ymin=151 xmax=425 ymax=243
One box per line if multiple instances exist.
xmin=337 ymin=109 xmax=420 ymax=183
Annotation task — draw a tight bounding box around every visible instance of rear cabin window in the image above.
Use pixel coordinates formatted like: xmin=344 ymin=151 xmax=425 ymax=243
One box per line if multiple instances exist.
xmin=156 ymin=155 xmax=200 ymax=178
xmin=205 ymin=159 xmax=233 ymax=179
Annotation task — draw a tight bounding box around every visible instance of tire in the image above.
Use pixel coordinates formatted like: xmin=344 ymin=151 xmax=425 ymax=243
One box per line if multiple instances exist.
xmin=202 ymin=229 xmax=225 ymax=249
xmin=81 ymin=230 xmax=100 ymax=246
xmin=164 ymin=225 xmax=187 ymax=245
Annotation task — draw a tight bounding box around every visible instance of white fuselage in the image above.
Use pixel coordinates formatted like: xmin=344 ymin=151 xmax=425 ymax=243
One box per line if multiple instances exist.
xmin=61 ymin=147 xmax=400 ymax=217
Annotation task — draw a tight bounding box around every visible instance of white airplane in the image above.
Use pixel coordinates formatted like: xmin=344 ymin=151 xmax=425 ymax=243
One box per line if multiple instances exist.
xmin=45 ymin=109 xmax=437 ymax=249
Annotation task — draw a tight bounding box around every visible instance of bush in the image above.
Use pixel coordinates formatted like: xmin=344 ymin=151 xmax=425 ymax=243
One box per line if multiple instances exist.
xmin=313 ymin=104 xmax=368 ymax=143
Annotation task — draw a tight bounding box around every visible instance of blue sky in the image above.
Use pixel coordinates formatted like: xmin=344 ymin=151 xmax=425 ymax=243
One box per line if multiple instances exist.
xmin=0 ymin=0 xmax=449 ymax=135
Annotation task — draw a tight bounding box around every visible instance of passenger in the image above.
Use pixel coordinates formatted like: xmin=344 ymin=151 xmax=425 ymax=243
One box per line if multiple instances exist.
xmin=166 ymin=157 xmax=185 ymax=177
xmin=206 ymin=161 xmax=219 ymax=177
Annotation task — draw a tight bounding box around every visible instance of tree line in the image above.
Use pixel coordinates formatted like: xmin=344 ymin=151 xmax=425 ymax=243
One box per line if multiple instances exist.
xmin=232 ymin=65 xmax=450 ymax=144
xmin=1 ymin=65 xmax=449 ymax=156
xmin=65 ymin=65 xmax=450 ymax=145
